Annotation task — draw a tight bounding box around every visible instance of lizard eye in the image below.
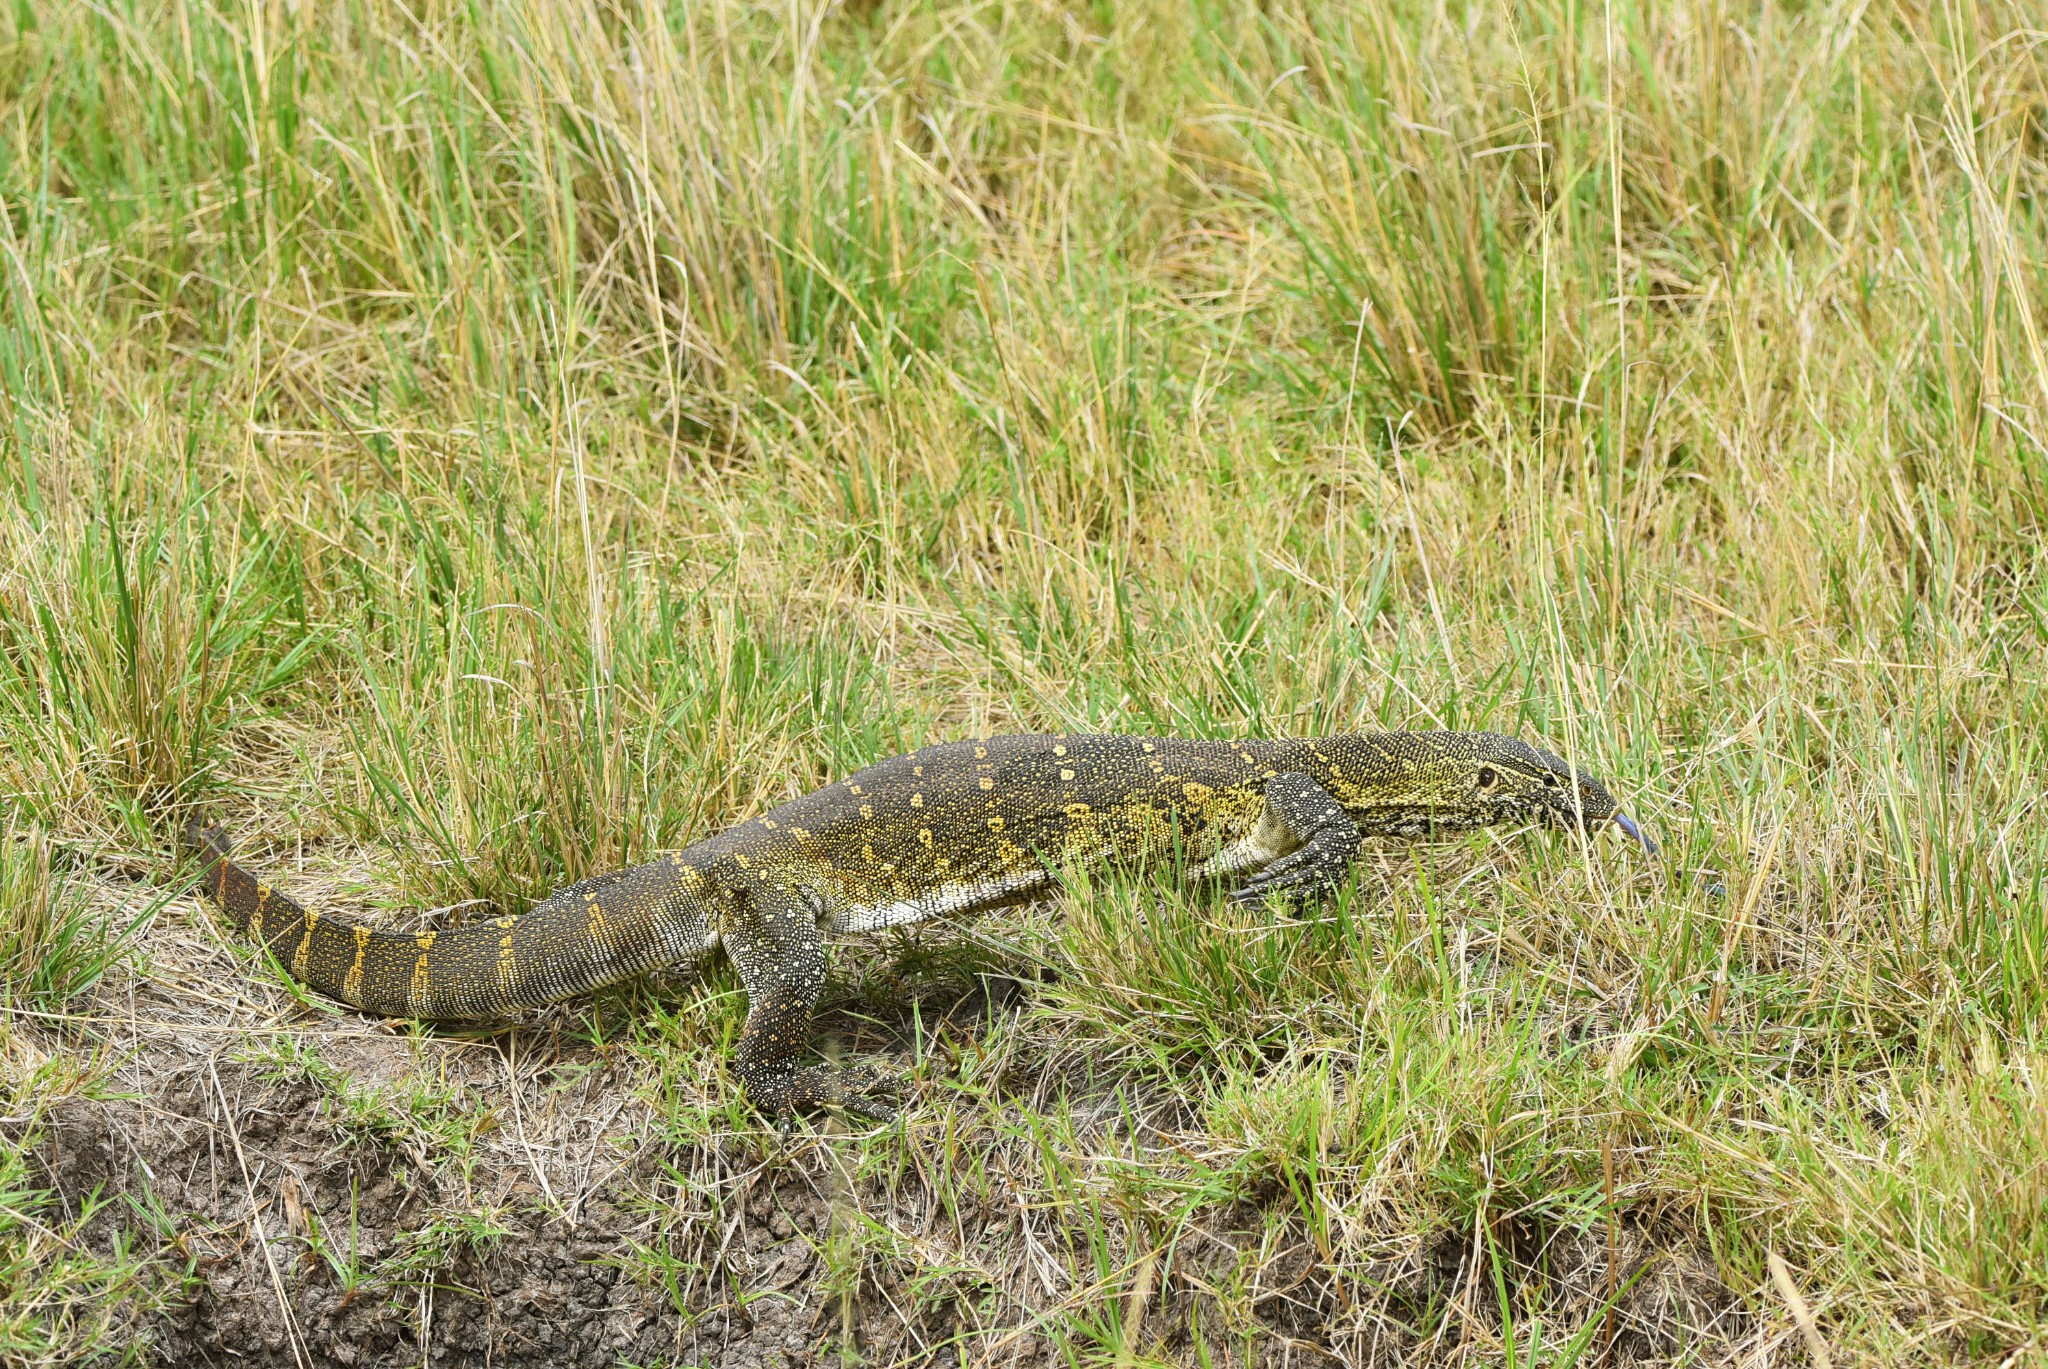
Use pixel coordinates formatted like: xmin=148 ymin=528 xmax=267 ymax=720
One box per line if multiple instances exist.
xmin=1476 ymin=766 xmax=1497 ymax=789
xmin=1542 ymin=773 xmax=1559 ymax=787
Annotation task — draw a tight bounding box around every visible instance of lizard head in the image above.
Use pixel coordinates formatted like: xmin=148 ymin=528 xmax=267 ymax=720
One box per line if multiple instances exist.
xmin=1451 ymin=732 xmax=1656 ymax=854
xmin=1351 ymin=732 xmax=1657 ymax=855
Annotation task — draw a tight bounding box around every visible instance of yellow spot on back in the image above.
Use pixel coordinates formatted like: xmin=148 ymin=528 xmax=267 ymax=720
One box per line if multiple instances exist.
xmin=911 ymin=792 xmax=924 ymax=807
xmin=1060 ymin=768 xmax=1075 ymax=781
xmin=1066 ymin=802 xmax=1092 ymax=819
xmin=979 ymin=776 xmax=995 ymax=790
xmin=1053 ymin=744 xmax=1067 ymax=757
xmin=988 ymin=815 xmax=1005 ymax=831
xmin=416 ymin=930 xmax=437 ymax=951
xmin=411 ymin=951 xmax=431 ymax=1006
xmin=918 ymin=828 xmax=933 ymax=847
xmin=975 ymin=746 xmax=988 ymax=759
xmin=763 ymin=818 xmax=777 ymax=829
xmin=1142 ymin=741 xmax=1156 ymax=753
xmin=860 ymin=804 xmax=874 ymax=819
xmin=849 ymin=783 xmax=863 ymax=795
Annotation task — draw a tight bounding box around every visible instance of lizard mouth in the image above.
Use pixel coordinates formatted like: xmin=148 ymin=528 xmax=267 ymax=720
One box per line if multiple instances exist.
xmin=1610 ymin=811 xmax=1659 ymax=857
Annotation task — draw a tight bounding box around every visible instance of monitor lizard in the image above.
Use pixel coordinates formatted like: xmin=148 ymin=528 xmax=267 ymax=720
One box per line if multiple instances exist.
xmin=184 ymin=730 xmax=1653 ymax=1120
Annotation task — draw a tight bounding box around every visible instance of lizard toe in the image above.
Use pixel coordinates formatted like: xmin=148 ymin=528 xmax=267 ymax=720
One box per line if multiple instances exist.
xmin=783 ymin=1063 xmax=903 ymax=1123
xmin=1229 ymin=849 xmax=1350 ymax=903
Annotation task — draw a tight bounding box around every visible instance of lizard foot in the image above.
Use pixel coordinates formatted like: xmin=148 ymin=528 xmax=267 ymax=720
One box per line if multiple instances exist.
xmin=1225 ymin=771 xmax=1360 ymax=906
xmin=778 ymin=1063 xmax=904 ymax=1125
xmin=1227 ymin=840 xmax=1353 ymax=904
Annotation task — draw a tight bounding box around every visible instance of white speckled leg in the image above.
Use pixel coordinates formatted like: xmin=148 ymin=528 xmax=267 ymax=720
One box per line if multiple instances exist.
xmin=1227 ymin=773 xmax=1361 ymax=903
xmin=724 ymin=879 xmax=899 ymax=1122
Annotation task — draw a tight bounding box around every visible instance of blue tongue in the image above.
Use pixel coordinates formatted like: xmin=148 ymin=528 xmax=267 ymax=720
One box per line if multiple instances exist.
xmin=1611 ymin=812 xmax=1659 ymax=857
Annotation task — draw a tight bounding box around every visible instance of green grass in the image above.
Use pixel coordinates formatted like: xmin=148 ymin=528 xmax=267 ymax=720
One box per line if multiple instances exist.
xmin=2 ymin=0 xmax=2046 ymax=1362
xmin=0 ymin=820 xmax=140 ymax=1011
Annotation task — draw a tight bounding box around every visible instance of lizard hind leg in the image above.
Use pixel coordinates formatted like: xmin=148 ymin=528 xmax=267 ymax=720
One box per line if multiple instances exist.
xmin=1227 ymin=772 xmax=1363 ymax=904
xmin=639 ymin=955 xmax=708 ymax=1000
xmin=721 ymin=877 xmax=901 ymax=1123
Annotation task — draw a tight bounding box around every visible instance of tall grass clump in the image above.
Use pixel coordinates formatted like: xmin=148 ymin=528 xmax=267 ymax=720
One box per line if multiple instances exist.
xmin=0 ymin=820 xmax=130 ymax=1010
xmin=0 ymin=495 xmax=318 ymax=844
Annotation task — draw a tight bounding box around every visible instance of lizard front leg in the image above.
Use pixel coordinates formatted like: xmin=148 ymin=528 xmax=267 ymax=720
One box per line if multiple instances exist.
xmin=721 ymin=877 xmax=900 ymax=1122
xmin=1227 ymin=772 xmax=1362 ymax=904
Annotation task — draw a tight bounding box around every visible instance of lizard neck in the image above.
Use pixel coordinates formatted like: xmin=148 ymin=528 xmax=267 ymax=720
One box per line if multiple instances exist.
xmin=1270 ymin=733 xmax=1480 ymax=837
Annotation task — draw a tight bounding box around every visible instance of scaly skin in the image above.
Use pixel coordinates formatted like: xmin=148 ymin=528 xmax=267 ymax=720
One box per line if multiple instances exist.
xmin=185 ymin=730 xmax=1651 ymax=1119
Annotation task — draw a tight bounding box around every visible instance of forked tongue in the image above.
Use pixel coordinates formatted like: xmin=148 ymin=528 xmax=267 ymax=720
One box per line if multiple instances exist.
xmin=1611 ymin=811 xmax=1659 ymax=857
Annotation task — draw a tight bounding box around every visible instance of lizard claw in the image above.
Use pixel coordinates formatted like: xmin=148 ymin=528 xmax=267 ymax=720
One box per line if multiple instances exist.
xmin=1228 ymin=846 xmax=1349 ymax=904
xmin=778 ymin=1063 xmax=904 ymax=1124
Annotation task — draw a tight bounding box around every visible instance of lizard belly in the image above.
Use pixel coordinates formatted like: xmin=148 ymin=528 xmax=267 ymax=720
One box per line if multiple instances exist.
xmin=827 ymin=870 xmax=1050 ymax=934
xmin=1185 ymin=796 xmax=1297 ymax=879
xmin=1187 ymin=835 xmax=1276 ymax=880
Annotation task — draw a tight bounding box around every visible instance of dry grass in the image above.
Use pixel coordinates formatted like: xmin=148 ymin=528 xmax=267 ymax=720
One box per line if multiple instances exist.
xmin=1 ymin=0 xmax=2045 ymax=1363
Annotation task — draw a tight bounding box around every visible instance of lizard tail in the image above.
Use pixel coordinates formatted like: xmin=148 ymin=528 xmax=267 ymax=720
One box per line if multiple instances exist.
xmin=182 ymin=820 xmax=699 ymax=1019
